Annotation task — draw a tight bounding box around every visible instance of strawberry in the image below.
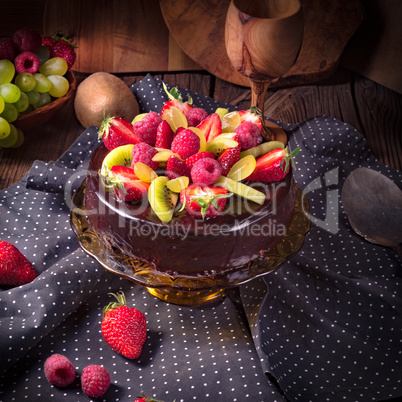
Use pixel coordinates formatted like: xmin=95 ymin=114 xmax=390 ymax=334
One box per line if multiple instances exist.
xmin=99 ymin=116 xmax=142 ymax=151
xmin=185 ymin=151 xmax=215 ymax=169
xmin=238 ymin=106 xmax=263 ymax=131
xmin=160 ymin=82 xmax=193 ymax=118
xmin=165 ymin=154 xmax=191 ymax=180
xmin=155 ymin=120 xmax=174 ymax=149
xmin=109 ymin=166 xmax=150 ymax=203
xmin=42 ymin=32 xmax=77 ymax=69
xmin=101 ymin=291 xmax=147 ymax=359
xmin=134 ymin=392 xmax=164 ymax=402
xmin=81 ymin=365 xmax=110 ymax=398
xmin=217 ymin=144 xmax=241 ymax=176
xmin=180 ymin=185 xmax=231 ymax=219
xmin=196 ymin=112 xmax=222 ymax=142
xmin=246 ymin=146 xmax=300 ymax=182
xmin=0 ymin=241 xmax=38 ymax=287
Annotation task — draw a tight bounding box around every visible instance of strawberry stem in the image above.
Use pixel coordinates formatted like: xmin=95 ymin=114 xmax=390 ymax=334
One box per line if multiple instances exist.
xmin=162 ymin=82 xmax=193 ymax=105
xmin=103 ymin=291 xmax=127 ymax=316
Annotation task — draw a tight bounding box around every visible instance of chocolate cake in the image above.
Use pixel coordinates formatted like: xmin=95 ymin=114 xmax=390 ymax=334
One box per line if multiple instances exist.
xmin=84 ymin=143 xmax=296 ymax=276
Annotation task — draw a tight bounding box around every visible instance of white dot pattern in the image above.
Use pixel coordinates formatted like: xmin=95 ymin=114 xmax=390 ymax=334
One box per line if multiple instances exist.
xmin=0 ymin=74 xmax=401 ymax=401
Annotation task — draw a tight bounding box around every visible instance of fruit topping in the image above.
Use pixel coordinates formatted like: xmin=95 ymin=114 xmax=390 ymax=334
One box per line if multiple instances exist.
xmin=246 ymin=146 xmax=300 ymax=182
xmin=132 ymin=111 xmax=162 ymax=145
xmin=217 ymin=144 xmax=241 ymax=176
xmin=185 ymin=151 xmax=215 ymax=169
xmin=180 ymin=185 xmax=231 ymax=219
xmin=239 ymin=140 xmax=284 ymax=159
xmin=171 ymin=128 xmax=200 ymax=159
xmin=162 ymin=105 xmax=188 ymax=132
xmin=109 ymin=165 xmax=149 ymax=202
xmin=185 ymin=107 xmax=208 ymax=127
xmin=205 ymin=136 xmax=239 ymax=157
xmin=234 ymin=121 xmax=263 ymax=150
xmin=44 ymin=354 xmax=76 ymax=387
xmin=99 ymin=116 xmax=142 ymax=151
xmin=131 ymin=142 xmax=159 ymax=170
xmin=165 ymin=154 xmax=191 ymax=180
xmin=166 ymin=176 xmax=190 ymax=193
xmin=215 ymin=176 xmax=266 ymax=205
xmin=155 ymin=119 xmax=175 ymax=149
xmin=81 ymin=365 xmax=110 ymax=398
xmin=0 ymin=241 xmax=38 ymax=287
xmin=100 ymin=143 xmax=134 ymax=178
xmin=148 ymin=176 xmax=178 ymax=222
xmin=238 ymin=106 xmax=263 ymax=131
xmin=134 ymin=161 xmax=158 ymax=183
xmin=191 ymin=157 xmax=222 ymax=186
xmin=226 ymin=154 xmax=256 ymax=182
xmin=161 ymin=82 xmax=193 ymax=118
xmin=222 ymin=110 xmax=241 ymax=133
xmin=196 ymin=112 xmax=222 ymax=142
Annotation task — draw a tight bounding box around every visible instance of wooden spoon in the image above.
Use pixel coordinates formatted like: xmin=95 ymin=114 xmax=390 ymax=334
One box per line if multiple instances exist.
xmin=342 ymin=167 xmax=402 ymax=258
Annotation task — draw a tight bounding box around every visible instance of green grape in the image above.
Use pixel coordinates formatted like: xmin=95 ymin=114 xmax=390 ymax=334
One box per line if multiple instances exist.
xmin=26 ymin=90 xmax=41 ymax=105
xmin=34 ymin=45 xmax=50 ymax=65
xmin=19 ymin=104 xmax=34 ymax=116
xmin=0 ymin=95 xmax=4 ymax=114
xmin=33 ymin=73 xmax=52 ymax=93
xmin=39 ymin=57 xmax=68 ymax=77
xmin=15 ymin=73 xmax=37 ymax=92
xmin=0 ymin=60 xmax=15 ymax=85
xmin=48 ymin=75 xmax=69 ymax=98
xmin=11 ymin=127 xmax=25 ymax=148
xmin=13 ymin=92 xmax=29 ymax=113
xmin=0 ymin=83 xmax=21 ymax=103
xmin=0 ymin=123 xmax=18 ymax=148
xmin=0 ymin=103 xmax=18 ymax=122
xmin=33 ymin=92 xmax=52 ymax=109
xmin=0 ymin=116 xmax=11 ymax=139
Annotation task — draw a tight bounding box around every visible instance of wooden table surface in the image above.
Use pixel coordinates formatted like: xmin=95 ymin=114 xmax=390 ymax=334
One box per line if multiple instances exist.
xmin=0 ymin=67 xmax=401 ymax=190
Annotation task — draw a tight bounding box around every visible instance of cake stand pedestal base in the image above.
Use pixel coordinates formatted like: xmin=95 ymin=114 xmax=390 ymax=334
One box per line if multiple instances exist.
xmin=146 ymin=286 xmax=226 ymax=306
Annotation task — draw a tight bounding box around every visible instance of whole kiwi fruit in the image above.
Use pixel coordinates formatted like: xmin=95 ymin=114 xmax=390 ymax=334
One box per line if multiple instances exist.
xmin=74 ymin=72 xmax=139 ymax=128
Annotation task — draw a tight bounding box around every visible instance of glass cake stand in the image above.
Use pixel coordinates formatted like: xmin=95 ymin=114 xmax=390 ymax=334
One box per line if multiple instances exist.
xmin=70 ymin=180 xmax=310 ymax=306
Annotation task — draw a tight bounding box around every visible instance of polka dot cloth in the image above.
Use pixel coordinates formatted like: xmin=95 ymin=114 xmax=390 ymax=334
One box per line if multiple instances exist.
xmin=0 ymin=74 xmax=401 ymax=401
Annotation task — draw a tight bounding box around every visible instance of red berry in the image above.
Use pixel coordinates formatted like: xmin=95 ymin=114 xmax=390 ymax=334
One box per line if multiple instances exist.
xmin=191 ymin=157 xmax=222 ymax=186
xmin=185 ymin=151 xmax=215 ymax=169
xmin=52 ymin=40 xmax=76 ymax=69
xmin=155 ymin=120 xmax=174 ymax=149
xmin=12 ymin=28 xmax=42 ymax=53
xmin=44 ymin=354 xmax=76 ymax=387
xmin=185 ymin=107 xmax=208 ymax=127
xmin=234 ymin=121 xmax=262 ymax=150
xmin=133 ymin=111 xmax=163 ymax=146
xmin=81 ymin=365 xmax=110 ymax=398
xmin=109 ymin=166 xmax=149 ymax=203
xmin=0 ymin=37 xmax=16 ymax=61
xmin=165 ymin=154 xmax=191 ymax=180
xmin=14 ymin=51 xmax=40 ymax=74
xmin=41 ymin=35 xmax=56 ymax=51
xmin=131 ymin=142 xmax=159 ymax=171
xmin=171 ymin=128 xmax=200 ymax=159
xmin=217 ymin=145 xmax=241 ymax=176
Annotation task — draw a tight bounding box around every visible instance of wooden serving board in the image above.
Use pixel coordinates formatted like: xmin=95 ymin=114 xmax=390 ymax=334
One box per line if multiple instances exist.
xmin=43 ymin=0 xmax=201 ymax=73
xmin=160 ymin=0 xmax=366 ymax=88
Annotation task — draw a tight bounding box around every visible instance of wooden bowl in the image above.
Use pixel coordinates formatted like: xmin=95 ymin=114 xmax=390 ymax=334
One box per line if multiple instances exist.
xmin=13 ymin=70 xmax=76 ymax=131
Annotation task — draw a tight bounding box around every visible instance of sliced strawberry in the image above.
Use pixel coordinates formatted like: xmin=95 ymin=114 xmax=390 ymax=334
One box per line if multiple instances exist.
xmin=238 ymin=106 xmax=263 ymax=131
xmin=246 ymin=147 xmax=300 ymax=182
xmin=165 ymin=155 xmax=191 ymax=180
xmin=99 ymin=116 xmax=142 ymax=151
xmin=196 ymin=113 xmax=222 ymax=142
xmin=185 ymin=151 xmax=215 ymax=169
xmin=109 ymin=165 xmax=149 ymax=202
xmin=217 ymin=144 xmax=241 ymax=176
xmin=180 ymin=185 xmax=231 ymax=219
xmin=160 ymin=82 xmax=193 ymax=118
xmin=155 ymin=120 xmax=175 ymax=149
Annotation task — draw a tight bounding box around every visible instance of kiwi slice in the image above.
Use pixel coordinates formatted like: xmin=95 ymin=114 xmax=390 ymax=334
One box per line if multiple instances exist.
xmin=100 ymin=144 xmax=134 ymax=178
xmin=239 ymin=141 xmax=284 ymax=159
xmin=215 ymin=176 xmax=265 ymax=205
xmin=227 ymin=155 xmax=256 ymax=182
xmin=205 ymin=137 xmax=239 ymax=157
xmin=148 ymin=176 xmax=178 ymax=223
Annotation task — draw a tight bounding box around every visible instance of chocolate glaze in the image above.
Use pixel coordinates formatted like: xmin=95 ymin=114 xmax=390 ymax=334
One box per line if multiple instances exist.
xmin=84 ymin=144 xmax=296 ymax=276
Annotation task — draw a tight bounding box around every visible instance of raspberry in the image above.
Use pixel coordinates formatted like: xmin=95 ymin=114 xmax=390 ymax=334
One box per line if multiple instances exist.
xmin=171 ymin=128 xmax=200 ymax=159
xmin=81 ymin=365 xmax=110 ymax=398
xmin=155 ymin=120 xmax=174 ymax=149
xmin=185 ymin=107 xmax=208 ymax=127
xmin=234 ymin=121 xmax=262 ymax=150
xmin=191 ymin=157 xmax=222 ymax=186
xmin=44 ymin=354 xmax=76 ymax=387
xmin=0 ymin=37 xmax=16 ymax=61
xmin=12 ymin=28 xmax=42 ymax=53
xmin=14 ymin=51 xmax=40 ymax=74
xmin=166 ymin=155 xmax=191 ymax=180
xmin=133 ymin=111 xmax=162 ymax=146
xmin=131 ymin=142 xmax=159 ymax=171
xmin=185 ymin=151 xmax=215 ymax=169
